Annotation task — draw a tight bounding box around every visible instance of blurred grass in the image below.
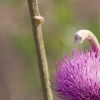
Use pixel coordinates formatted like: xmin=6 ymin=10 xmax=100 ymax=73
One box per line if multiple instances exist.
xmin=11 ymin=32 xmax=42 ymax=92
xmin=0 ymin=0 xmax=22 ymax=6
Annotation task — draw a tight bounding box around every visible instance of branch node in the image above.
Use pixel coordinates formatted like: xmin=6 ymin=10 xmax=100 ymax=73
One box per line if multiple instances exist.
xmin=34 ymin=15 xmax=44 ymax=24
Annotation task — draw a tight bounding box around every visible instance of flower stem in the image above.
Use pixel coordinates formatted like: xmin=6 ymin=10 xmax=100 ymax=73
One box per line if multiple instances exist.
xmin=27 ymin=0 xmax=53 ymax=100
xmin=87 ymin=31 xmax=100 ymax=52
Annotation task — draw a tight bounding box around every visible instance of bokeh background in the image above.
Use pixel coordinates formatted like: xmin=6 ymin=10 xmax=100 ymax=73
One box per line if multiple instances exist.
xmin=0 ymin=0 xmax=100 ymax=100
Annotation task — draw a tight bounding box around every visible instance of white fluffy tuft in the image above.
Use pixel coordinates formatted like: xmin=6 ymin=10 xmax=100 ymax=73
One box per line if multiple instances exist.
xmin=74 ymin=30 xmax=92 ymax=44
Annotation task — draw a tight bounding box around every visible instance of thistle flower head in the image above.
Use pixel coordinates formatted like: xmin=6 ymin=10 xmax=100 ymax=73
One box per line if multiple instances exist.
xmin=55 ymin=30 xmax=100 ymax=100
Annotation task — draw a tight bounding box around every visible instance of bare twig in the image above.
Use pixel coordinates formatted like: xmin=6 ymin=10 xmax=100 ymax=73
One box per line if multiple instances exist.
xmin=27 ymin=0 xmax=53 ymax=100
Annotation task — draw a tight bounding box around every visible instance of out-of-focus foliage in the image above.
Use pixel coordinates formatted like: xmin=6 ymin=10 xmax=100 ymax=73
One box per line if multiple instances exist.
xmin=12 ymin=32 xmax=42 ymax=92
xmin=0 ymin=0 xmax=21 ymax=6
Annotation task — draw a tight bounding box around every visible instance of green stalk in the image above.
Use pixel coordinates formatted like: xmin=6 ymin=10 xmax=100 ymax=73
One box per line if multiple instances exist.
xmin=27 ymin=0 xmax=53 ymax=100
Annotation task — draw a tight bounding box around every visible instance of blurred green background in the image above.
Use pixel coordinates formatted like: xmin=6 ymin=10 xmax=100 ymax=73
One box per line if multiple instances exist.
xmin=0 ymin=0 xmax=100 ymax=100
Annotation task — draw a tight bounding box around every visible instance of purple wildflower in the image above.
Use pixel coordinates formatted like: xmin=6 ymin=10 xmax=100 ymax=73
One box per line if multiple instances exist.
xmin=55 ymin=30 xmax=100 ymax=100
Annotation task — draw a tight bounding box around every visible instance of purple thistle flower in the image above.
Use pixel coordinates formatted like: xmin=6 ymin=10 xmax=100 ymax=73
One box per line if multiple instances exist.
xmin=55 ymin=30 xmax=100 ymax=100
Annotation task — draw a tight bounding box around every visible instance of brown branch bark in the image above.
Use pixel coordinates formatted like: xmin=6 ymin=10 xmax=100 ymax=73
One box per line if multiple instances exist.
xmin=27 ymin=0 xmax=53 ymax=100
